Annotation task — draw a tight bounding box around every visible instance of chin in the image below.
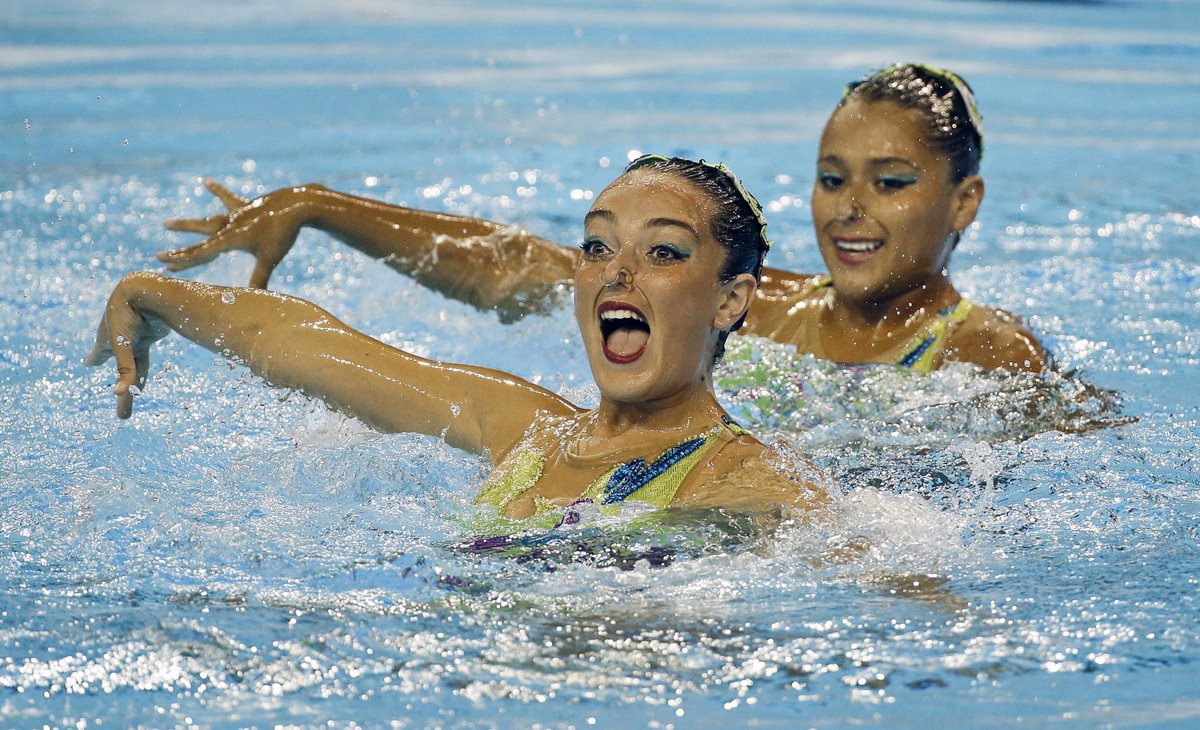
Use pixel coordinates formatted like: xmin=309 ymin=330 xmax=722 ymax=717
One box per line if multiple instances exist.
xmin=827 ymin=270 xmax=873 ymax=296
xmin=591 ymin=362 xmax=654 ymax=401
xmin=593 ymin=362 xmax=690 ymax=408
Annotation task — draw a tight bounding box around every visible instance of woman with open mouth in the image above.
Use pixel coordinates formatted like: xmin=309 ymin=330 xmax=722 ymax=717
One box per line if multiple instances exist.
xmin=156 ymin=64 xmax=1048 ymax=374
xmin=87 ymin=156 xmax=829 ymax=520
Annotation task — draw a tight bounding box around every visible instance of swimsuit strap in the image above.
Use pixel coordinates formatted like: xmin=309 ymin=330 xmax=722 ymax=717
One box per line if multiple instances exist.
xmin=475 ymin=446 xmax=545 ymax=512
xmin=895 ymin=299 xmax=974 ymax=372
xmin=580 ymin=416 xmax=747 ymax=509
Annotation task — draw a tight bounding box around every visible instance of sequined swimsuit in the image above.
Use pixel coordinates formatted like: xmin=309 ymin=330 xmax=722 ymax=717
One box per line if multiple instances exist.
xmin=475 ymin=416 xmax=749 ymax=521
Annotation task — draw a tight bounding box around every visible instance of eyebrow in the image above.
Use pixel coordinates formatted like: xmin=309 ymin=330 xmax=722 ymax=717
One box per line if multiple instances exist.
xmin=646 ymin=217 xmax=700 ymax=238
xmin=584 ymin=209 xmax=700 ymax=239
xmin=819 ymin=154 xmax=918 ymax=168
xmin=584 ymin=209 xmax=615 ymax=225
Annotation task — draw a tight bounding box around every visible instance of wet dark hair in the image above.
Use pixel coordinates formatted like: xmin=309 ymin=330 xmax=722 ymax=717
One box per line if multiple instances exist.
xmin=621 ymin=155 xmax=770 ymax=362
xmin=842 ymin=63 xmax=983 ymax=182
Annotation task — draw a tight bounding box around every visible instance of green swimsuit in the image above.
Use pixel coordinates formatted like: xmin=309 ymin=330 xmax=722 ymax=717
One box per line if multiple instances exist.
xmin=475 ymin=416 xmax=748 ymax=526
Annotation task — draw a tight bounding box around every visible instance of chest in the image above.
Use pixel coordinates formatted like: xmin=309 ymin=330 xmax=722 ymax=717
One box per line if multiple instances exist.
xmin=497 ymin=451 xmax=610 ymax=519
xmin=479 ymin=429 xmax=720 ymax=520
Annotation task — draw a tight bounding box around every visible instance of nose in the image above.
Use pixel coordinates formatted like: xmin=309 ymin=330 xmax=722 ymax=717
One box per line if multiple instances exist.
xmin=602 ymin=247 xmax=638 ymax=288
xmin=833 ymin=188 xmax=863 ymax=222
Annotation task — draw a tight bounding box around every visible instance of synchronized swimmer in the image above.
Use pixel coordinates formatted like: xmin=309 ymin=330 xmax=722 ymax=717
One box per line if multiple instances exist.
xmin=88 ymin=156 xmax=829 ymax=518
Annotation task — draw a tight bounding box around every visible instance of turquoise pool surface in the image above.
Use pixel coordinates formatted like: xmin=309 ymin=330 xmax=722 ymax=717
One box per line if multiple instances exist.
xmin=3 ymin=1 xmax=1200 ymax=727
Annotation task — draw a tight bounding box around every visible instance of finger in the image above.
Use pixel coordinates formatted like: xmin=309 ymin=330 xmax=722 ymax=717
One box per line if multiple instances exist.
xmin=206 ymin=179 xmax=248 ymax=210
xmin=164 ymin=214 xmax=228 ymax=235
xmin=156 ymin=235 xmax=239 ymax=271
xmin=83 ymin=344 xmax=109 ymax=367
xmin=116 ymin=389 xmax=134 ymax=420
xmin=84 ymin=318 xmax=112 ymax=366
xmin=133 ymin=344 xmax=151 ymax=392
xmin=111 ymin=331 xmax=140 ymax=419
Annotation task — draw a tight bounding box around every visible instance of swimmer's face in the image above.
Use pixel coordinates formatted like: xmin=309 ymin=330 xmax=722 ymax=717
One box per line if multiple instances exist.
xmin=574 ymin=169 xmax=755 ymax=406
xmin=811 ymin=98 xmax=983 ymax=306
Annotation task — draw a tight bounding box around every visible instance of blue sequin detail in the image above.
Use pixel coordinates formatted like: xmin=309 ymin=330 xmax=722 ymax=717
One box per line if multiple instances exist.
xmin=601 ymin=436 xmax=708 ymax=505
xmin=897 ymin=334 xmax=937 ymax=368
xmin=896 ymin=304 xmax=956 ymax=368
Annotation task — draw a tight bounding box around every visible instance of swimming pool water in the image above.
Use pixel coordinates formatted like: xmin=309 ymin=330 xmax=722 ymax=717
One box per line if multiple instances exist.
xmin=3 ymin=1 xmax=1200 ymax=727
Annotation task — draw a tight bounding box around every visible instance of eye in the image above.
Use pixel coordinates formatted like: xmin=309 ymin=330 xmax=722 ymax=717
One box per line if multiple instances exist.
xmin=647 ymin=244 xmax=689 ymax=264
xmin=817 ymin=171 xmax=843 ymax=191
xmin=579 ymin=237 xmax=612 ymax=261
xmin=876 ymin=174 xmax=918 ymax=191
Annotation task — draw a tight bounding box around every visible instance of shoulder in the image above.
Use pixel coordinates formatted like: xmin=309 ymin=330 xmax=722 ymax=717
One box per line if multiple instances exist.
xmin=945 ymin=302 xmax=1049 ymax=372
xmin=484 ymin=405 xmax=583 ymax=467
xmin=673 ymin=434 xmax=832 ymax=513
xmin=754 ymin=268 xmax=827 ymax=303
xmin=742 ymin=269 xmax=827 ymax=339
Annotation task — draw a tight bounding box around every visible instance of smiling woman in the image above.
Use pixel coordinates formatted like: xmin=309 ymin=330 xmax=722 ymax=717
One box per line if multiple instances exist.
xmin=742 ymin=64 xmax=1048 ymax=372
xmin=86 ymin=155 xmax=828 ymax=520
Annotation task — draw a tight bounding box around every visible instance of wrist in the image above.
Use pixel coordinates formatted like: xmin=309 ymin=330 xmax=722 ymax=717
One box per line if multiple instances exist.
xmin=116 ymin=270 xmax=172 ymax=313
xmin=287 ymin=183 xmax=334 ymax=228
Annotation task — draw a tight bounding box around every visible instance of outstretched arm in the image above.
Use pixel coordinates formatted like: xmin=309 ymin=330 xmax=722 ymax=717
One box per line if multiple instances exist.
xmin=85 ymin=271 xmax=577 ymax=456
xmin=159 ymin=182 xmax=579 ymax=320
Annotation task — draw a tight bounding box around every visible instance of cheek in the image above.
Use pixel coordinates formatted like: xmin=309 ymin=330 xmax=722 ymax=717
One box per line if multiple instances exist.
xmin=889 ymin=201 xmax=915 ymax=228
xmin=572 ymin=271 xmax=595 ymax=320
xmin=810 ymin=191 xmax=832 ymax=218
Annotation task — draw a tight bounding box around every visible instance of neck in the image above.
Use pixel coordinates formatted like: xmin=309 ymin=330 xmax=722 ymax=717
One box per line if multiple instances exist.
xmin=833 ymin=274 xmax=959 ymax=328
xmin=820 ymin=275 xmax=961 ymax=360
xmin=586 ymin=381 xmax=726 ymax=442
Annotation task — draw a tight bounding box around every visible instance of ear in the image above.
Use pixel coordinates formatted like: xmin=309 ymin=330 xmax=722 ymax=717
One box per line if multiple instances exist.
xmin=950 ymin=175 xmax=985 ymax=233
xmin=714 ymin=273 xmax=758 ymax=331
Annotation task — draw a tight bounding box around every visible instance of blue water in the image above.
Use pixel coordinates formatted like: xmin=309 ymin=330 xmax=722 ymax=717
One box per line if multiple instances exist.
xmin=3 ymin=1 xmax=1200 ymax=727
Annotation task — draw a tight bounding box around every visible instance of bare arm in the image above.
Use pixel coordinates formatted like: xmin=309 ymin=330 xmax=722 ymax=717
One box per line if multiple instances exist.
xmin=160 ymin=181 xmax=580 ymax=320
xmin=84 ymin=271 xmax=577 ymax=456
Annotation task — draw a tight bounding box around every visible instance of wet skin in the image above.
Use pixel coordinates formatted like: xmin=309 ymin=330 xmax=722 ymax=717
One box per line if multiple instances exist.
xmin=811 ymin=97 xmax=982 ymax=312
xmin=574 ymin=169 xmax=755 ymax=424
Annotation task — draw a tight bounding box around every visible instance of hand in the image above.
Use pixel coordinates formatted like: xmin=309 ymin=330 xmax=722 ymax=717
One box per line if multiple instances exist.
xmin=84 ymin=277 xmax=172 ymax=419
xmin=159 ymin=180 xmax=319 ymax=289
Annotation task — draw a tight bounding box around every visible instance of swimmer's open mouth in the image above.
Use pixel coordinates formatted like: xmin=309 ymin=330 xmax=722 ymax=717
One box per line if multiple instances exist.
xmin=598 ymin=301 xmax=650 ymax=363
